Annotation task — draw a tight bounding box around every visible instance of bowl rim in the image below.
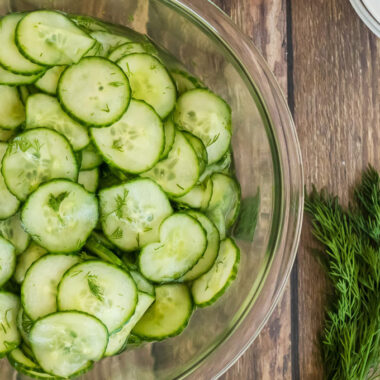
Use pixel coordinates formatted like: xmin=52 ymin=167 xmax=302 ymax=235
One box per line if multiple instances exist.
xmin=349 ymin=0 xmax=380 ymax=37
xmin=155 ymin=0 xmax=304 ymax=378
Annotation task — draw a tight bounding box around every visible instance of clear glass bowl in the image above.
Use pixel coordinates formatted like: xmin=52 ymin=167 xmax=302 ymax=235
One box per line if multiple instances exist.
xmin=350 ymin=0 xmax=380 ymax=37
xmin=0 ymin=0 xmax=303 ymax=378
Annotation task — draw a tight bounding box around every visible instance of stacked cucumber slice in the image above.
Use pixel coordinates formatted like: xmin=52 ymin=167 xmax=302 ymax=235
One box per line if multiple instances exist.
xmin=0 ymin=9 xmax=242 ymax=379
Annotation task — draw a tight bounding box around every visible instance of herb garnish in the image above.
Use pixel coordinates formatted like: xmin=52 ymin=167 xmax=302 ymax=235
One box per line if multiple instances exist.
xmin=306 ymin=166 xmax=380 ymax=380
xmin=87 ymin=273 xmax=104 ymax=302
xmin=48 ymin=192 xmax=69 ymax=212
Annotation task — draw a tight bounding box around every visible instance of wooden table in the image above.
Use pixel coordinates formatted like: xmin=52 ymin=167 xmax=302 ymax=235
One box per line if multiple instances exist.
xmin=213 ymin=0 xmax=380 ymax=379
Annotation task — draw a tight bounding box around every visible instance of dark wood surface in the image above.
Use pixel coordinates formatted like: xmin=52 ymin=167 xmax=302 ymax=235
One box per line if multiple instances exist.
xmin=215 ymin=0 xmax=380 ymax=379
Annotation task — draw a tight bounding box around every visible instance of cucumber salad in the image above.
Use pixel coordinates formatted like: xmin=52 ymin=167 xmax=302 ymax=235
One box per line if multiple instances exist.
xmin=0 ymin=10 xmax=241 ymax=379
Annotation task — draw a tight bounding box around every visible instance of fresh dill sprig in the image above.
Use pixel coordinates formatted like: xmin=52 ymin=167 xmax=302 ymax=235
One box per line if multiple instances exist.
xmin=87 ymin=273 xmax=104 ymax=302
xmin=306 ymin=165 xmax=380 ymax=380
xmin=47 ymin=192 xmax=69 ymax=212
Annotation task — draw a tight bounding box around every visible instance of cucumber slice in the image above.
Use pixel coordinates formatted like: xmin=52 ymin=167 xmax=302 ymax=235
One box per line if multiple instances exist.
xmin=8 ymin=347 xmax=40 ymax=370
xmin=192 ymin=238 xmax=240 ymax=306
xmin=132 ymin=284 xmax=193 ymax=341
xmin=78 ymin=168 xmax=99 ymax=193
xmin=0 ymin=213 xmax=30 ymax=254
xmin=118 ymin=53 xmax=176 ymax=118
xmin=183 ymin=131 xmax=208 ymax=174
xmin=0 ymin=66 xmax=43 ymax=86
xmin=22 ymin=253 xmax=81 ymax=320
xmin=21 ymin=180 xmax=99 ymax=253
xmin=29 ymin=311 xmax=108 ymax=378
xmin=16 ymin=307 xmax=33 ymax=345
xmin=170 ymin=69 xmax=204 ymax=95
xmin=26 ymin=94 xmax=90 ymax=151
xmin=0 ymin=128 xmax=16 ymax=142
xmin=58 ymin=56 xmax=131 ymax=127
xmin=99 ymin=178 xmax=173 ymax=251
xmin=198 ymin=151 xmax=232 ymax=183
xmin=84 ymin=235 xmax=125 ymax=268
xmin=0 ymin=237 xmax=16 ymax=286
xmin=180 ymin=211 xmax=220 ymax=281
xmin=58 ymin=261 xmax=137 ymax=333
xmin=174 ymin=176 xmax=213 ymax=210
xmin=89 ymin=230 xmax=117 ymax=251
xmin=174 ymin=89 xmax=232 ymax=164
xmin=0 ymin=291 xmax=21 ymax=356
xmin=0 ymin=143 xmax=20 ymax=219
xmin=18 ymin=86 xmax=30 ymax=105
xmin=105 ymin=291 xmax=154 ymax=356
xmin=0 ymin=14 xmax=44 ymax=75
xmin=2 ymin=128 xmax=78 ymax=200
xmin=206 ymin=173 xmax=241 ymax=239
xmin=90 ymin=31 xmax=131 ymax=56
xmin=80 ymin=143 xmax=103 ymax=170
xmin=34 ymin=66 xmax=66 ymax=95
xmin=108 ymin=42 xmax=148 ymax=61
xmin=11 ymin=367 xmax=58 ymax=379
xmin=14 ymin=243 xmax=47 ymax=284
xmin=0 ymin=85 xmax=25 ymax=130
xmin=16 ymin=10 xmax=95 ymax=66
xmin=70 ymin=15 xmax=109 ymax=33
xmin=161 ymin=118 xmax=176 ymax=159
xmin=141 ymin=131 xmax=200 ymax=197
xmin=91 ymin=99 xmax=164 ymax=173
xmin=130 ymin=270 xmax=155 ymax=296
xmin=139 ymin=213 xmax=207 ymax=282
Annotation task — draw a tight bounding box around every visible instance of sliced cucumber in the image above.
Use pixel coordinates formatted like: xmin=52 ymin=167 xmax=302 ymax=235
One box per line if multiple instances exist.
xmin=99 ymin=178 xmax=173 ymax=251
xmin=84 ymin=235 xmax=124 ymax=268
xmin=174 ymin=89 xmax=231 ymax=164
xmin=89 ymin=230 xmax=117 ymax=251
xmin=22 ymin=253 xmax=81 ymax=320
xmin=180 ymin=211 xmax=219 ymax=281
xmin=183 ymin=131 xmax=208 ymax=174
xmin=21 ymin=180 xmax=99 ymax=253
xmin=108 ymin=42 xmax=148 ymax=61
xmin=11 ymin=367 xmax=58 ymax=379
xmin=0 ymin=143 xmax=20 ymax=219
xmin=8 ymin=347 xmax=40 ymax=370
xmin=91 ymin=99 xmax=164 ymax=174
xmin=174 ymin=176 xmax=213 ymax=210
xmin=18 ymin=86 xmax=30 ymax=105
xmin=132 ymin=284 xmax=193 ymax=341
xmin=58 ymin=56 xmax=131 ymax=127
xmin=14 ymin=243 xmax=47 ymax=284
xmin=0 ymin=291 xmax=21 ymax=356
xmin=30 ymin=311 xmax=108 ymax=378
xmin=171 ymin=69 xmax=204 ymax=95
xmin=139 ymin=213 xmax=207 ymax=282
xmin=16 ymin=307 xmax=33 ymax=345
xmin=198 ymin=151 xmax=232 ymax=183
xmin=0 ymin=128 xmax=16 ymax=142
xmin=26 ymin=94 xmax=90 ymax=151
xmin=0 ymin=14 xmax=44 ymax=75
xmin=70 ymin=15 xmax=109 ymax=33
xmin=2 ymin=128 xmax=78 ymax=200
xmin=16 ymin=10 xmax=95 ymax=66
xmin=161 ymin=118 xmax=176 ymax=159
xmin=0 ymin=237 xmax=16 ymax=287
xmin=105 ymin=291 xmax=154 ymax=356
xmin=0 ymin=213 xmax=30 ymax=254
xmin=118 ymin=53 xmax=176 ymax=118
xmin=34 ymin=66 xmax=66 ymax=95
xmin=141 ymin=131 xmax=200 ymax=197
xmin=58 ymin=261 xmax=137 ymax=333
xmin=192 ymin=238 xmax=240 ymax=307
xmin=0 ymin=65 xmax=43 ymax=86
xmin=130 ymin=270 xmax=155 ymax=296
xmin=78 ymin=168 xmax=99 ymax=193
xmin=80 ymin=143 xmax=103 ymax=170
xmin=90 ymin=31 xmax=132 ymax=56
xmin=0 ymin=85 xmax=25 ymax=130
xmin=206 ymin=173 xmax=241 ymax=239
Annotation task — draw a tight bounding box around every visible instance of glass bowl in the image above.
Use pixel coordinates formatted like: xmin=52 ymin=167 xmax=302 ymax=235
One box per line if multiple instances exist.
xmin=0 ymin=0 xmax=303 ymax=378
xmin=349 ymin=0 xmax=380 ymax=37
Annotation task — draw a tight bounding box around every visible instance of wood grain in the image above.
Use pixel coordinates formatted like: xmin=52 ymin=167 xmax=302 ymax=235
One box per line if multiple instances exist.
xmin=213 ymin=1 xmax=294 ymax=379
xmin=292 ymin=0 xmax=380 ymax=379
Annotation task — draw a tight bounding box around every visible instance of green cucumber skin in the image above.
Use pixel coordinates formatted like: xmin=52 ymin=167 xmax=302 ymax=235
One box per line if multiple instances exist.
xmin=192 ymin=239 xmax=240 ymax=308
